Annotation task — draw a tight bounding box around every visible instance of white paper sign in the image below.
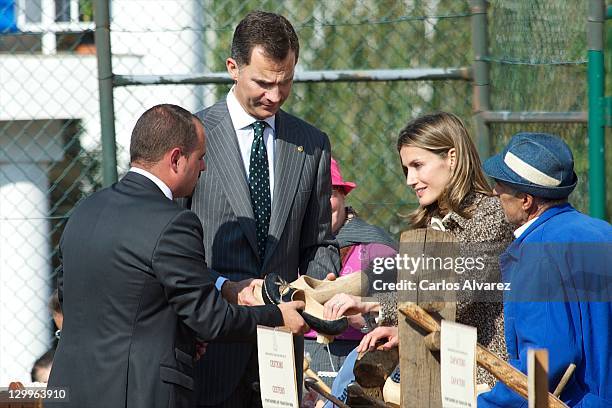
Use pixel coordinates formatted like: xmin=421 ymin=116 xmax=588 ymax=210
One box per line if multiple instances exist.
xmin=257 ymin=325 xmax=299 ymax=408
xmin=440 ymin=320 xmax=477 ymax=408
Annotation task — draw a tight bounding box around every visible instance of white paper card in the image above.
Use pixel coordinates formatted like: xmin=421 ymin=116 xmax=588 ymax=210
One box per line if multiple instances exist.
xmin=257 ymin=325 xmax=299 ymax=408
xmin=441 ymin=320 xmax=477 ymax=408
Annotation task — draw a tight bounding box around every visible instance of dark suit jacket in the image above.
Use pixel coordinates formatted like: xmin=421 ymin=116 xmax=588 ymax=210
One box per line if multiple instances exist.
xmin=45 ymin=172 xmax=283 ymax=408
xmin=187 ymin=100 xmax=341 ymax=405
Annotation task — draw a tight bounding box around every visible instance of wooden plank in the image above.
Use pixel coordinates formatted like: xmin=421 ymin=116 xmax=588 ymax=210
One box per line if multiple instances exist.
xmin=398 ymin=228 xmax=457 ymax=407
xmin=528 ymin=349 xmax=549 ymax=408
xmin=399 ymin=303 xmax=569 ymax=408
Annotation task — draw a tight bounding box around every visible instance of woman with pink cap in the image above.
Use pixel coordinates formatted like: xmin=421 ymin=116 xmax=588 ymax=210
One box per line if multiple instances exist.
xmin=302 ymin=157 xmax=397 ymax=393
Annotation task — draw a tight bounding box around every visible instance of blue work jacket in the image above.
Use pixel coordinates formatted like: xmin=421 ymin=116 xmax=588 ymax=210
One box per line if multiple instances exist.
xmin=478 ymin=204 xmax=612 ymax=407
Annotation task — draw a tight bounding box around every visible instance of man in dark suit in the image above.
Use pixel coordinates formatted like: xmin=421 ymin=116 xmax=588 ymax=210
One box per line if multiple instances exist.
xmin=45 ymin=104 xmax=307 ymax=408
xmin=187 ymin=11 xmax=341 ymax=408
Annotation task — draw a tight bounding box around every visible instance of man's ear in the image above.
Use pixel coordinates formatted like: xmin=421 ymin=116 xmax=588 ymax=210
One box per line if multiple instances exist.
xmin=226 ymin=58 xmax=239 ymax=81
xmin=521 ymin=193 xmax=535 ymax=212
xmin=169 ymin=147 xmax=182 ymax=172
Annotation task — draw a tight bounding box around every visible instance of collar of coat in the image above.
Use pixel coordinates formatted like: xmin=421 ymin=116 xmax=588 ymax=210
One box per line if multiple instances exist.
xmin=437 ymin=192 xmax=484 ymax=231
xmin=503 ymin=203 xmax=575 ymax=260
xmin=335 ymin=216 xmax=398 ymax=250
xmin=515 ymin=203 xmax=574 ymax=244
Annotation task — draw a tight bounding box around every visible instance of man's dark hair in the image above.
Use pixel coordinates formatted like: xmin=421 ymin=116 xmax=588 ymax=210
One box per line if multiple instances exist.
xmin=49 ymin=289 xmax=61 ymax=314
xmin=231 ymin=11 xmax=299 ymax=66
xmin=31 ymin=348 xmax=54 ymax=382
xmin=130 ymin=104 xmax=200 ymax=165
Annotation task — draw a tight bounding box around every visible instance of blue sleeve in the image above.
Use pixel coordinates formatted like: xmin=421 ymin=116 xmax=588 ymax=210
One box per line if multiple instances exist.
xmin=480 ymin=251 xmax=582 ymax=407
xmin=479 ymin=303 xmax=581 ymax=407
xmin=323 ymin=347 xmax=359 ymax=408
xmin=477 ymin=371 xmax=528 ymax=407
xmin=214 ymin=276 xmax=228 ymax=291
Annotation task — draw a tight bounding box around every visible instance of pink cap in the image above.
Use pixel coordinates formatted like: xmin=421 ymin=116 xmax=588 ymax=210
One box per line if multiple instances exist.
xmin=331 ymin=157 xmax=357 ymax=195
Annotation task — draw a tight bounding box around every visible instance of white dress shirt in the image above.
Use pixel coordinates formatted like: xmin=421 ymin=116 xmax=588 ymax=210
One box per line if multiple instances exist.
xmin=513 ymin=216 xmax=539 ymax=238
xmin=226 ymin=87 xmax=276 ymax=202
xmin=129 ymin=167 xmax=173 ymax=200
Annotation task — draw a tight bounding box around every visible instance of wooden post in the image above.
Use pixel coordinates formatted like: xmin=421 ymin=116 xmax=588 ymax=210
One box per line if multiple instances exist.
xmin=528 ymin=349 xmax=550 ymax=408
xmin=398 ymin=229 xmax=457 ymax=407
xmin=399 ymin=303 xmax=569 ymax=408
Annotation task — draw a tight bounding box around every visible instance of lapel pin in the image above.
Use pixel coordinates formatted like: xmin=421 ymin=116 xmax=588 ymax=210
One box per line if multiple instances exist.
xmin=297 ymin=146 xmax=304 ymax=152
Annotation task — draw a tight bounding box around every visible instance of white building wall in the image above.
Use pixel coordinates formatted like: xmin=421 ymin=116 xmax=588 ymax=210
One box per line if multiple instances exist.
xmin=111 ymin=0 xmax=206 ymax=167
xmin=0 ymin=0 xmax=207 ymax=383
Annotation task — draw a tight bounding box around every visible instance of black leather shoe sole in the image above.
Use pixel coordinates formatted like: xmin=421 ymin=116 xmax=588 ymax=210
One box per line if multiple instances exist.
xmin=301 ymin=311 xmax=348 ymax=336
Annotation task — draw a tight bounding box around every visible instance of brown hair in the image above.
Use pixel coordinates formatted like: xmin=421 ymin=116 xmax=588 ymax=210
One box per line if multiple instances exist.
xmin=129 ymin=104 xmax=199 ymax=166
xmin=397 ymin=112 xmax=491 ymax=228
xmin=48 ymin=289 xmax=61 ymax=314
xmin=231 ymin=11 xmax=299 ymax=66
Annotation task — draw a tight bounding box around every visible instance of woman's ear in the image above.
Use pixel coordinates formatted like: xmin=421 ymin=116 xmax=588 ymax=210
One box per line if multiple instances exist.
xmin=447 ymin=148 xmax=457 ymax=169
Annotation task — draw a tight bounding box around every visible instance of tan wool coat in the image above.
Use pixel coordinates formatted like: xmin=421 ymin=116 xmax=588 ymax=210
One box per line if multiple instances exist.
xmin=377 ymin=193 xmax=514 ymax=387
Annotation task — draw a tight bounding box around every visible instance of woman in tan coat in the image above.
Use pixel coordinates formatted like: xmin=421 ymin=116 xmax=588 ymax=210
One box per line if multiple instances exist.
xmin=324 ymin=111 xmax=513 ymax=388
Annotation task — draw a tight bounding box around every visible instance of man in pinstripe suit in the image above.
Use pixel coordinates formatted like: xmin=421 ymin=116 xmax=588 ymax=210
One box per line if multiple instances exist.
xmin=187 ymin=11 xmax=341 ymax=408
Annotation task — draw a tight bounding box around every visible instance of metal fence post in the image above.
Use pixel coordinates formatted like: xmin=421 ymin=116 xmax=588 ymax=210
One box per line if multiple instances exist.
xmin=94 ymin=0 xmax=118 ymax=186
xmin=470 ymin=0 xmax=491 ymax=158
xmin=587 ymin=0 xmax=607 ymax=219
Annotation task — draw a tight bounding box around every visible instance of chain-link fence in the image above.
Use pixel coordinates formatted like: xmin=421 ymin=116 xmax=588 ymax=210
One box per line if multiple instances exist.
xmin=110 ymin=0 xmax=475 ymax=232
xmin=487 ymin=0 xmax=593 ymax=213
xmin=0 ymin=0 xmax=102 ymax=384
xmin=1 ymin=0 xmax=609 ymax=385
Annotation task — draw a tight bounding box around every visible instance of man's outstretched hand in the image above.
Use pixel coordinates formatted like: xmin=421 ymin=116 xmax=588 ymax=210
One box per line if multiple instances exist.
xmin=277 ymin=300 xmax=309 ymax=335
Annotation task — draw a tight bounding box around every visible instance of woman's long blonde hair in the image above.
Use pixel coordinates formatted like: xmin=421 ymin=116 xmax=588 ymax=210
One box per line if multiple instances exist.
xmin=397 ymin=112 xmax=491 ymax=228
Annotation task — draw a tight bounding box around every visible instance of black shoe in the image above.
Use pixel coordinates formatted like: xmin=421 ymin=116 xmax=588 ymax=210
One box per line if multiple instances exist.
xmin=262 ymin=273 xmax=349 ymax=336
xmin=261 ymin=273 xmax=300 ymax=304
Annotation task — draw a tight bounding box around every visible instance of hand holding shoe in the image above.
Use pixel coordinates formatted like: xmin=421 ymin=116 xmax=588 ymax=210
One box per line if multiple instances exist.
xmin=324 ymin=293 xmax=366 ymax=320
xmin=222 ymin=279 xmax=263 ymax=306
xmin=240 ymin=278 xmax=264 ymax=305
xmin=261 ymin=273 xmax=350 ymax=336
xmin=277 ymin=300 xmax=310 ymax=334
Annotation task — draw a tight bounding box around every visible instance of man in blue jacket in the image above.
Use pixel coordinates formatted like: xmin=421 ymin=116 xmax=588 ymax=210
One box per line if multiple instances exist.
xmin=478 ymin=132 xmax=611 ymax=407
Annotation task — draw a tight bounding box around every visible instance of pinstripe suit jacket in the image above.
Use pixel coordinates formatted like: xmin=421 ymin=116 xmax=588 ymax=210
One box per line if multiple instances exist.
xmin=188 ymin=100 xmax=341 ymax=405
